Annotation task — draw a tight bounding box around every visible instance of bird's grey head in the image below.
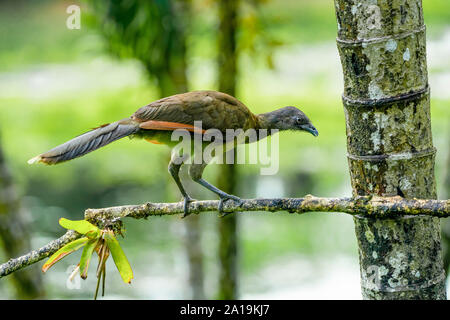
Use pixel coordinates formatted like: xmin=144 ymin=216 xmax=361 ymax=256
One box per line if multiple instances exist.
xmin=260 ymin=106 xmax=318 ymax=137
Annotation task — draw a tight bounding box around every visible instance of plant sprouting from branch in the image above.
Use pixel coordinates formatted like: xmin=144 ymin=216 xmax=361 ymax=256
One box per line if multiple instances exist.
xmin=42 ymin=218 xmax=133 ymax=299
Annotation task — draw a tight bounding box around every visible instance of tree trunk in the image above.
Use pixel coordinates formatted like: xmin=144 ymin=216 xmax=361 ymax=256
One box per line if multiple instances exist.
xmin=216 ymin=0 xmax=239 ymax=300
xmin=334 ymin=0 xmax=446 ymax=299
xmin=0 ymin=130 xmax=45 ymax=299
xmin=174 ymin=0 xmax=206 ymax=300
xmin=151 ymin=0 xmax=190 ymax=97
xmin=148 ymin=0 xmax=205 ymax=299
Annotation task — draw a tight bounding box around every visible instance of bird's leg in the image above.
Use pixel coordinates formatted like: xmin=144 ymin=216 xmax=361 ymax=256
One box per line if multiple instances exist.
xmin=168 ymin=155 xmax=195 ymax=218
xmin=189 ymin=162 xmax=243 ymax=214
xmin=197 ymin=178 xmax=242 ymax=214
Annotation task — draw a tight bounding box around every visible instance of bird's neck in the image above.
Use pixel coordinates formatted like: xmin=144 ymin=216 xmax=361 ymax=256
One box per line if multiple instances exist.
xmin=256 ymin=111 xmax=280 ymax=130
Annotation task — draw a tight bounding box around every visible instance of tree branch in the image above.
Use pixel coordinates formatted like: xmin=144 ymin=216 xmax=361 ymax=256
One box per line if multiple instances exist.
xmin=1 ymin=195 xmax=449 ymax=278
xmin=0 ymin=230 xmax=80 ymax=278
xmin=84 ymin=195 xmax=450 ymax=221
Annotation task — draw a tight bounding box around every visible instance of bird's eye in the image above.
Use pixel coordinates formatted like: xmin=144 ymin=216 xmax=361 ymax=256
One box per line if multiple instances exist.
xmin=295 ymin=117 xmax=302 ymax=124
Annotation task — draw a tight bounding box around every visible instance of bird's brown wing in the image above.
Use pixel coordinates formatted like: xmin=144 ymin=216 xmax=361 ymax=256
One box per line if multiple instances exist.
xmin=131 ymin=90 xmax=258 ymax=133
xmin=139 ymin=120 xmax=206 ymax=133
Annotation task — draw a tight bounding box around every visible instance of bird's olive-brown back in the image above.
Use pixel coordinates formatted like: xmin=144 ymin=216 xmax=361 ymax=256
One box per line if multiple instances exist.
xmin=131 ymin=91 xmax=259 ymax=132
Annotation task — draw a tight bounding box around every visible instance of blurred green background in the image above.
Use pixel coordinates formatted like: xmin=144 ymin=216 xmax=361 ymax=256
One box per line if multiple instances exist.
xmin=0 ymin=0 xmax=449 ymax=299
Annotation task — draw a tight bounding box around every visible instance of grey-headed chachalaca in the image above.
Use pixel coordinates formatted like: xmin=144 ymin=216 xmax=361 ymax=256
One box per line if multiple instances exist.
xmin=28 ymin=90 xmax=318 ymax=216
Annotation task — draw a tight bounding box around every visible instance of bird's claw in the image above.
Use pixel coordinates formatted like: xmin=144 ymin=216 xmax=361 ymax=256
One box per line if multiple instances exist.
xmin=218 ymin=194 xmax=243 ymax=217
xmin=181 ymin=196 xmax=196 ymax=218
xmin=218 ymin=210 xmax=234 ymax=218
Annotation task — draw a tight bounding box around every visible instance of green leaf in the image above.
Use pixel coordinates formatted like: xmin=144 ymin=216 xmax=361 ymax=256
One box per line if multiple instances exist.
xmin=42 ymin=237 xmax=89 ymax=273
xmin=104 ymin=231 xmax=133 ymax=284
xmin=59 ymin=218 xmax=100 ymax=239
xmin=79 ymin=239 xmax=99 ymax=279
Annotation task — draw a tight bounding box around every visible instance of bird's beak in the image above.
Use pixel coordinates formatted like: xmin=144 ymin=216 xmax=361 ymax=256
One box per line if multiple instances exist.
xmin=300 ymin=124 xmax=319 ymax=137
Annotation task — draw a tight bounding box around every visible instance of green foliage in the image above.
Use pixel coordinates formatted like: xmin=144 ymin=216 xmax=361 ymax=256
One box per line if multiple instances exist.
xmin=85 ymin=0 xmax=172 ymax=64
xmin=42 ymin=218 xmax=133 ymax=299
xmin=84 ymin=0 xmax=189 ymax=94
xmin=59 ymin=218 xmax=101 ymax=239
xmin=79 ymin=239 xmax=99 ymax=279
xmin=42 ymin=237 xmax=89 ymax=273
xmin=239 ymin=0 xmax=284 ymax=69
xmin=104 ymin=231 xmax=133 ymax=284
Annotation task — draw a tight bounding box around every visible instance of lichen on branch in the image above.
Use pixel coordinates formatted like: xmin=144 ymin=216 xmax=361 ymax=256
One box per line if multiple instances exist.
xmin=84 ymin=195 xmax=450 ymax=222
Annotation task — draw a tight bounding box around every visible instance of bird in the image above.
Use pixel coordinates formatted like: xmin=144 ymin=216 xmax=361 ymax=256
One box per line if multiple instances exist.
xmin=28 ymin=90 xmax=318 ymax=217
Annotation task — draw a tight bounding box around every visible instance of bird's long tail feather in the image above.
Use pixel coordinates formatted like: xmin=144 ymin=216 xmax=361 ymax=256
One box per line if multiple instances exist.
xmin=28 ymin=119 xmax=139 ymax=165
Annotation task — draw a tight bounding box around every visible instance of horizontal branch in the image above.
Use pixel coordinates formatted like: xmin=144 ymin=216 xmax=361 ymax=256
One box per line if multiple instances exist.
xmin=84 ymin=195 xmax=450 ymax=221
xmin=1 ymin=195 xmax=449 ymax=278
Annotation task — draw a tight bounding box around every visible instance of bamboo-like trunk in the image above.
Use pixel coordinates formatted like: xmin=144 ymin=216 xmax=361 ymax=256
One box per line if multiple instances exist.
xmin=216 ymin=0 xmax=239 ymax=300
xmin=334 ymin=0 xmax=446 ymax=299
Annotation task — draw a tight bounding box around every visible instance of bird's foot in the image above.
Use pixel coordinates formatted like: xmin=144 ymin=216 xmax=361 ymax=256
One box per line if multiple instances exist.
xmin=180 ymin=196 xmax=196 ymax=218
xmin=218 ymin=194 xmax=243 ymax=217
xmin=218 ymin=211 xmax=234 ymax=218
